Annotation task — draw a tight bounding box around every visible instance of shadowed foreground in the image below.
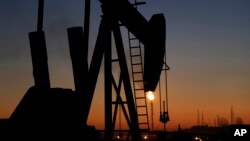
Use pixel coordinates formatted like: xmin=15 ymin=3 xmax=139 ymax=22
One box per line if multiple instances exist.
xmin=0 ymin=86 xmax=102 ymax=140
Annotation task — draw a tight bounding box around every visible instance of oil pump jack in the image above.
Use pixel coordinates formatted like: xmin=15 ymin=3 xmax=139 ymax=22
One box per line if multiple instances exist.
xmin=2 ymin=0 xmax=169 ymax=140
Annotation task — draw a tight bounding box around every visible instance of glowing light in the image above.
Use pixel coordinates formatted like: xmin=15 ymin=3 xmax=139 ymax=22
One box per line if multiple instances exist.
xmin=194 ymin=136 xmax=202 ymax=141
xmin=143 ymin=135 xmax=148 ymax=140
xmin=147 ymin=91 xmax=155 ymax=101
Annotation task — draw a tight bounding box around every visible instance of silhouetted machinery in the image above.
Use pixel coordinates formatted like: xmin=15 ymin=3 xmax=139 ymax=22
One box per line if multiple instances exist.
xmin=1 ymin=0 xmax=169 ymax=140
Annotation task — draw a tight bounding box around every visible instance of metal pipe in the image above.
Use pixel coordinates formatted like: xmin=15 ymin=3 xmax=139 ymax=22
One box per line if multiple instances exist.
xmin=67 ymin=0 xmax=91 ymax=124
xmin=37 ymin=0 xmax=44 ymax=31
xmin=83 ymin=0 xmax=91 ymax=52
xmin=29 ymin=31 xmax=50 ymax=89
xmin=67 ymin=27 xmax=88 ymax=95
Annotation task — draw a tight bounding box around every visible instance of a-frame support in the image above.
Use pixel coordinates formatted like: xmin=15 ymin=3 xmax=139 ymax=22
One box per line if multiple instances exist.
xmin=104 ymin=15 xmax=141 ymax=141
xmin=83 ymin=15 xmax=141 ymax=141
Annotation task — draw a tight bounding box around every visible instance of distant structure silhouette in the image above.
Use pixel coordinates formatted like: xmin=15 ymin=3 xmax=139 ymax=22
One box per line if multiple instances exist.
xmin=235 ymin=117 xmax=244 ymax=125
xmin=231 ymin=105 xmax=234 ymax=125
xmin=197 ymin=109 xmax=200 ymax=126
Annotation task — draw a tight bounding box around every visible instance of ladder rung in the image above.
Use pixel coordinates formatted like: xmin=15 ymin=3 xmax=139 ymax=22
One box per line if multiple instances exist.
xmin=133 ymin=71 xmax=142 ymax=74
xmin=138 ymin=114 xmax=148 ymax=116
xmin=131 ymin=54 xmax=141 ymax=57
xmin=135 ymin=96 xmax=146 ymax=99
xmin=132 ymin=62 xmax=142 ymax=65
xmin=130 ymin=46 xmax=140 ymax=49
xmin=111 ymin=59 xmax=119 ymax=62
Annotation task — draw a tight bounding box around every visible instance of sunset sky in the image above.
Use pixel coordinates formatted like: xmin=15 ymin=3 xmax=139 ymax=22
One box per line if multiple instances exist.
xmin=0 ymin=0 xmax=249 ymax=131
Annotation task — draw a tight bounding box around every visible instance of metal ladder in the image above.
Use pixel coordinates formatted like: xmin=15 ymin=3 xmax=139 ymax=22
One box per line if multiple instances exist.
xmin=128 ymin=0 xmax=150 ymax=132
